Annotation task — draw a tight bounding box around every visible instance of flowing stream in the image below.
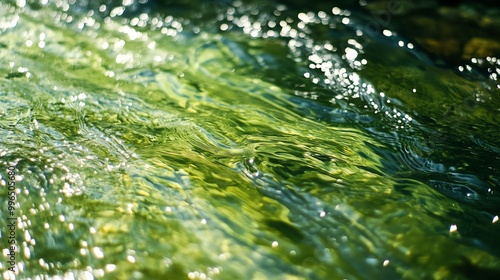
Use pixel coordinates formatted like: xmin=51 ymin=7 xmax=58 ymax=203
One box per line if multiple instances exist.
xmin=1 ymin=0 xmax=499 ymax=279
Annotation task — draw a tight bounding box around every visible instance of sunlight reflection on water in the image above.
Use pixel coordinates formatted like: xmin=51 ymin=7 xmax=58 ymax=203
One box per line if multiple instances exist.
xmin=0 ymin=0 xmax=499 ymax=279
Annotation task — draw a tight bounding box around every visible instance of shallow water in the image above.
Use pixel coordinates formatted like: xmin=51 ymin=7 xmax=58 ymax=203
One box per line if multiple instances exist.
xmin=0 ymin=0 xmax=499 ymax=279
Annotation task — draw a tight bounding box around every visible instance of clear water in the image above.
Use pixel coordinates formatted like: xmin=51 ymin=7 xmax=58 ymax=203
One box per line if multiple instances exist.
xmin=0 ymin=0 xmax=499 ymax=279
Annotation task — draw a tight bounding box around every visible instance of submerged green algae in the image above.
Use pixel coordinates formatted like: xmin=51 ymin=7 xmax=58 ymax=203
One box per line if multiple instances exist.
xmin=0 ymin=0 xmax=499 ymax=279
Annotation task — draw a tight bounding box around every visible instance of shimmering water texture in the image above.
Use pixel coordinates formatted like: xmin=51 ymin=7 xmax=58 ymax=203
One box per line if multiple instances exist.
xmin=1 ymin=0 xmax=499 ymax=279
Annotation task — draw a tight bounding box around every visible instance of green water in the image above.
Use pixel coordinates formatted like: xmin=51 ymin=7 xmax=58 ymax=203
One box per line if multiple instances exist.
xmin=0 ymin=0 xmax=499 ymax=279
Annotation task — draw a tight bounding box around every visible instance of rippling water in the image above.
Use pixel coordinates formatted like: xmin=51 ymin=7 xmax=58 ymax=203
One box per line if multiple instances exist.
xmin=1 ymin=0 xmax=499 ymax=279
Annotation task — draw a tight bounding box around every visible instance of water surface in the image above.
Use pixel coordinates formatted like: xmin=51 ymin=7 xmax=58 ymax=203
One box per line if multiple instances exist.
xmin=0 ymin=0 xmax=499 ymax=279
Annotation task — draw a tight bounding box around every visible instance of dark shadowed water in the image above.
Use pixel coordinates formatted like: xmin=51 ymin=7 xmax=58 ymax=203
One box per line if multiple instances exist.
xmin=0 ymin=0 xmax=499 ymax=279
